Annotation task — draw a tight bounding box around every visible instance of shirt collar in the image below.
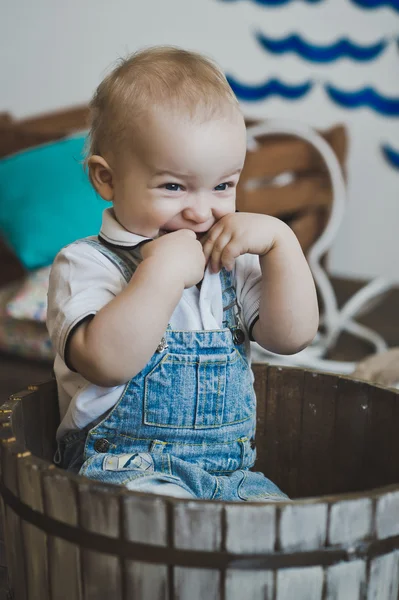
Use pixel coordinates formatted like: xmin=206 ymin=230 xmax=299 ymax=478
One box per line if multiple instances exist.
xmin=98 ymin=208 xmax=152 ymax=249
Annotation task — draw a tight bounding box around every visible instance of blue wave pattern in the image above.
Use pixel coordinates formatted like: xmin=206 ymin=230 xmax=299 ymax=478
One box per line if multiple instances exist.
xmin=351 ymin=0 xmax=399 ymax=12
xmin=255 ymin=32 xmax=387 ymax=63
xmin=219 ymin=0 xmax=322 ymax=5
xmin=325 ymin=84 xmax=399 ymax=117
xmin=382 ymin=144 xmax=399 ymax=168
xmin=227 ymin=75 xmax=313 ymax=101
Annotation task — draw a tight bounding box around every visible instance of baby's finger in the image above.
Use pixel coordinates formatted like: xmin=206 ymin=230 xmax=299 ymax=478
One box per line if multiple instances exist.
xmin=220 ymin=240 xmax=240 ymax=271
xmin=209 ymin=232 xmax=232 ymax=273
xmin=200 ymin=235 xmax=213 ymax=263
xmin=201 ymin=227 xmax=222 ymax=263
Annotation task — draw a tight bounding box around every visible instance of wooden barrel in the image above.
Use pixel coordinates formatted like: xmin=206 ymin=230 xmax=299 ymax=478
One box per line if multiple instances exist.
xmin=1 ymin=365 xmax=399 ymax=599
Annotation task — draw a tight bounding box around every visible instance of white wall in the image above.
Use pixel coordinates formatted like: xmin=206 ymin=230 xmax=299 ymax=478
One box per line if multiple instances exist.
xmin=1 ymin=0 xmax=398 ymax=280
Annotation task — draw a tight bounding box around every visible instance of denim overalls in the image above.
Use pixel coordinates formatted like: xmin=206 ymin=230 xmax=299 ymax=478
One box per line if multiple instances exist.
xmin=57 ymin=240 xmax=288 ymax=502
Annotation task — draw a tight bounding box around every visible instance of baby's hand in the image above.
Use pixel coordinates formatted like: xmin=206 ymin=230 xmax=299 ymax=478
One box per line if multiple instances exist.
xmin=141 ymin=229 xmax=206 ymax=288
xmin=201 ymin=212 xmax=283 ymax=273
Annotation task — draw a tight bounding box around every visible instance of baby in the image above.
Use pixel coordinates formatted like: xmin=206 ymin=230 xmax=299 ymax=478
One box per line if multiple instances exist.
xmin=47 ymin=46 xmax=318 ymax=501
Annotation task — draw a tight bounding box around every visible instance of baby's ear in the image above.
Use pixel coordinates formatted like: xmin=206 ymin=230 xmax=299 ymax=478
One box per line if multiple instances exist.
xmin=88 ymin=155 xmax=114 ymax=201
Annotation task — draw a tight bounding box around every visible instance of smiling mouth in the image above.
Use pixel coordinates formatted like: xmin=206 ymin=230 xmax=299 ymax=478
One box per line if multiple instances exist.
xmin=160 ymin=229 xmax=208 ymax=240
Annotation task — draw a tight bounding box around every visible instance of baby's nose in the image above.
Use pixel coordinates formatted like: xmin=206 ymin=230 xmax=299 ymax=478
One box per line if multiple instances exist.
xmin=183 ymin=196 xmax=212 ymax=222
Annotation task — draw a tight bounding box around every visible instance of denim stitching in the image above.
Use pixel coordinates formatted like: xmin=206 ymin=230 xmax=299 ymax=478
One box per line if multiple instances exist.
xmin=142 ymin=415 xmax=253 ymax=429
xmin=118 ymin=434 xmax=253 ymax=446
xmin=211 ymin=476 xmax=221 ymax=500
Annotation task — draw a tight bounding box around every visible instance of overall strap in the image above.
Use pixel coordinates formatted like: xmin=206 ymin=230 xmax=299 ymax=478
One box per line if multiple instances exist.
xmin=220 ymin=268 xmax=246 ymax=344
xmin=80 ymin=237 xmax=172 ymax=352
xmin=79 ymin=238 xmax=141 ymax=283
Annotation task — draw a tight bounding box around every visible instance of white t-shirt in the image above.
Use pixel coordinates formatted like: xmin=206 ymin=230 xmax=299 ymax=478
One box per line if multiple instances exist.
xmin=47 ymin=208 xmax=262 ymax=439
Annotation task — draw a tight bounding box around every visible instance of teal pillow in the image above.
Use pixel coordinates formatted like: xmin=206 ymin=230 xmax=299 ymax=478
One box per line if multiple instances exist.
xmin=0 ymin=135 xmax=106 ymax=270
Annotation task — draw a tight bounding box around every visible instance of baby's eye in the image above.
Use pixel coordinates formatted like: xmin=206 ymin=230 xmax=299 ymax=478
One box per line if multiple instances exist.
xmin=214 ymin=182 xmax=231 ymax=191
xmin=164 ymin=183 xmax=183 ymax=192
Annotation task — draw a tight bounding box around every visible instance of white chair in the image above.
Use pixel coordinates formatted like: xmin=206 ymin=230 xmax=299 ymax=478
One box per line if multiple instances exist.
xmin=246 ymin=120 xmax=395 ymax=374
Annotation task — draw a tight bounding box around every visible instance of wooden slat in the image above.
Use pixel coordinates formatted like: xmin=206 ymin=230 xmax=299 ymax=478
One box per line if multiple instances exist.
xmin=224 ymin=503 xmax=275 ymax=599
xmin=242 ymin=124 xmax=347 ymax=179
xmin=237 ymin=175 xmax=331 ymax=219
xmin=78 ymin=481 xmax=123 ymax=600
xmin=0 ymin=497 xmax=8 ymax=583
xmin=0 ymin=106 xmax=88 ymax=158
xmin=367 ymin=550 xmax=399 ymax=600
xmin=263 ymin=367 xmax=305 ymax=499
xmin=17 ymin=456 xmax=51 ymax=600
xmin=20 ymin=389 xmax=44 ymax=458
xmin=331 ymin=377 xmax=370 ymax=495
xmin=298 ymin=371 xmax=337 ymax=498
xmin=279 ymin=502 xmax=327 ymax=552
xmin=1 ymin=439 xmax=28 ymax=600
xmin=0 ymin=564 xmax=9 ymax=600
xmin=252 ymin=364 xmax=269 ymax=473
xmin=328 ymin=498 xmax=372 ymax=546
xmin=173 ymin=501 xmax=222 ymax=600
xmin=394 ymin=392 xmax=399 ymax=486
xmin=224 ymin=570 xmax=274 ymax=600
xmin=18 ymin=105 xmax=89 ymax=133
xmin=9 ymin=392 xmax=29 ymax=448
xmin=325 ymin=560 xmax=366 ymax=600
xmin=363 ymin=384 xmax=399 ymax=490
xmin=275 ymin=566 xmax=324 ymax=600
xmin=122 ymin=492 xmax=168 ymax=599
xmin=0 ymin=537 xmax=6 ymax=570
xmin=38 ymin=380 xmax=59 ymax=462
xmin=224 ymin=497 xmax=276 ymax=554
xmin=42 ymin=469 xmax=83 ymax=600
xmin=375 ymin=490 xmax=399 ymax=540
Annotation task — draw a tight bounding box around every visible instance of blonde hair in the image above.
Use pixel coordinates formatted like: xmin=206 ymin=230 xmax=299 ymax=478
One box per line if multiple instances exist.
xmin=87 ymin=46 xmax=240 ymax=160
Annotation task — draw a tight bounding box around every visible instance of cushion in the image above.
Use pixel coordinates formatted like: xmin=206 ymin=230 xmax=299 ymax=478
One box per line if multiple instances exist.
xmin=6 ymin=265 xmax=50 ymax=322
xmin=0 ymin=135 xmax=106 ymax=270
xmin=0 ymin=280 xmax=53 ymax=361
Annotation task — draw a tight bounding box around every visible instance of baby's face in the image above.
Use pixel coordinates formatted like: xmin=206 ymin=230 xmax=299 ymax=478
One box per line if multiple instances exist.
xmin=110 ymin=108 xmax=247 ymax=239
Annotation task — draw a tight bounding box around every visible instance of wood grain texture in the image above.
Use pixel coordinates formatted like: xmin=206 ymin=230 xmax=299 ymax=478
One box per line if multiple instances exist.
xmin=332 ymin=377 xmax=370 ymax=494
xmin=325 ymin=560 xmax=366 ymax=600
xmin=37 ymin=379 xmax=60 ymax=462
xmin=237 ymin=175 xmax=332 ymax=218
xmin=364 ymin=384 xmax=399 ymax=490
xmin=2 ymin=367 xmax=399 ymax=599
xmin=375 ymin=490 xmax=399 ymax=540
xmin=241 ymin=125 xmax=347 ymax=179
xmin=299 ymin=371 xmax=337 ymax=498
xmin=224 ymin=503 xmax=276 ymax=553
xmin=263 ymin=367 xmax=305 ymax=499
xmin=123 ymin=492 xmax=169 ymax=599
xmin=328 ymin=498 xmax=372 ymax=546
xmin=42 ymin=469 xmax=83 ymax=600
xmin=78 ymin=481 xmax=123 ymax=600
xmin=173 ymin=501 xmax=222 ymax=600
xmin=275 ymin=566 xmax=324 ymax=600
xmin=367 ymin=551 xmax=399 ymax=600
xmin=252 ymin=363 xmax=269 ymax=474
xmin=279 ymin=502 xmax=327 ymax=552
xmin=17 ymin=456 xmax=50 ymax=600
xmin=1 ymin=440 xmax=28 ymax=600
xmin=224 ymin=570 xmax=274 ymax=600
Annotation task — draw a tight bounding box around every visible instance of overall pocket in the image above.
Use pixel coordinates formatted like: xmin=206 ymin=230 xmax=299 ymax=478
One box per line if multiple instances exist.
xmin=144 ymin=350 xmax=255 ymax=429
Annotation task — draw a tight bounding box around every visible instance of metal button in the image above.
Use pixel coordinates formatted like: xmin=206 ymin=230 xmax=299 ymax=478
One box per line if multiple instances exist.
xmin=232 ymin=328 xmax=245 ymax=345
xmin=250 ymin=437 xmax=256 ymax=450
xmin=94 ymin=438 xmax=110 ymax=453
xmin=156 ymin=336 xmax=168 ymax=353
